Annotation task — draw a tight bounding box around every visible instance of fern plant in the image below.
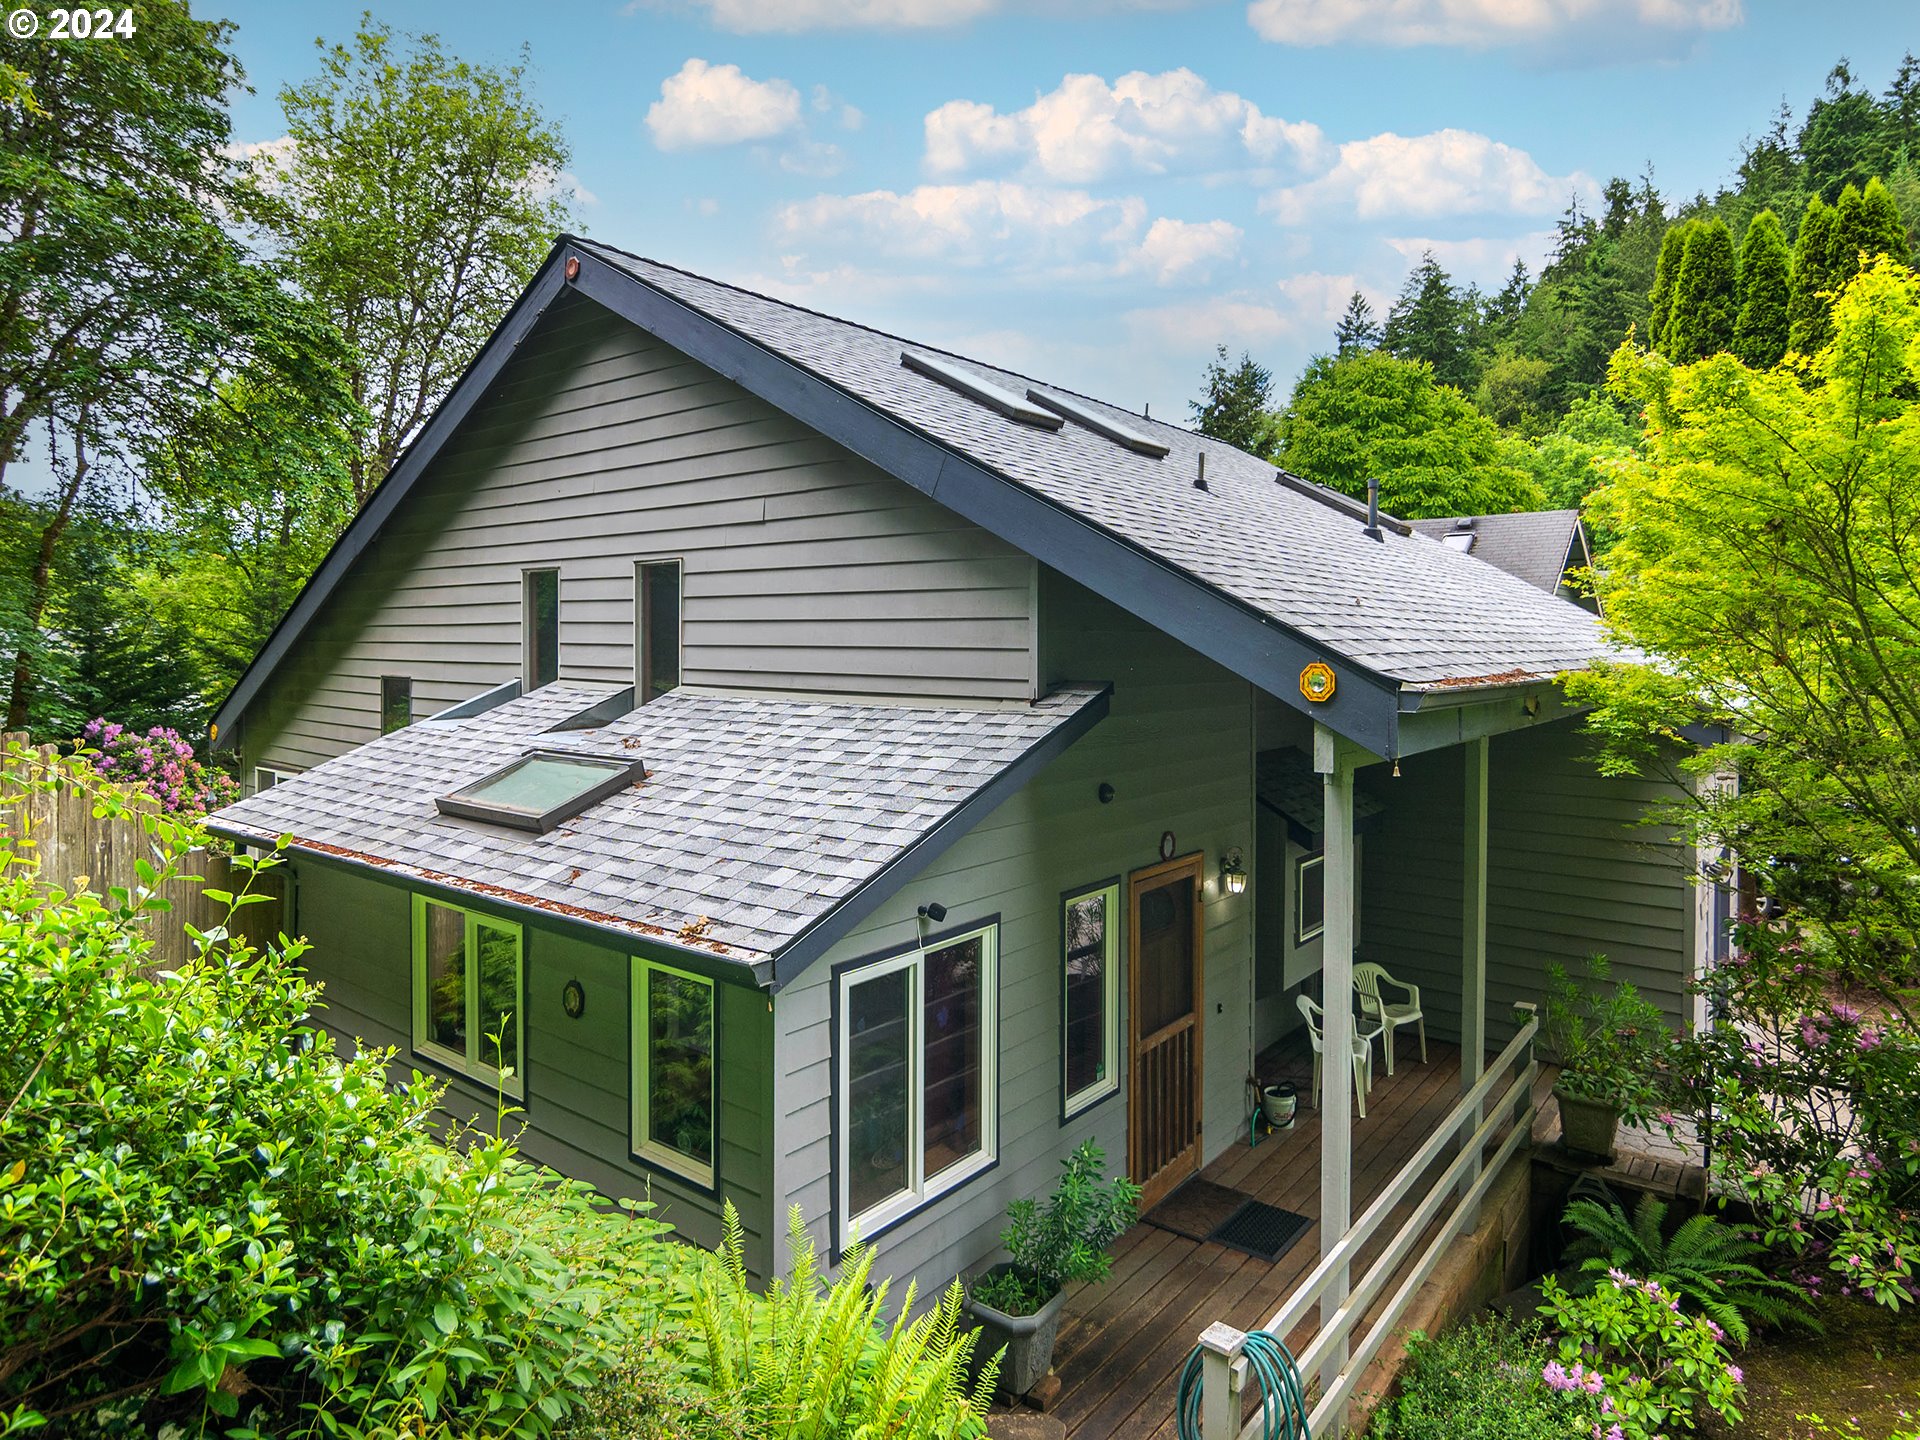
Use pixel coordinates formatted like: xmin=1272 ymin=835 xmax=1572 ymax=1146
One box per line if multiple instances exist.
xmin=1562 ymin=1192 xmax=1817 ymax=1345
xmin=692 ymin=1202 xmax=999 ymax=1440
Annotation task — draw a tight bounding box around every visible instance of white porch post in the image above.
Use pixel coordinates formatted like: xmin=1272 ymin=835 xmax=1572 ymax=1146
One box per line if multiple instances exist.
xmin=1313 ymin=722 xmax=1356 ymax=1394
xmin=1459 ymin=735 xmax=1489 ymax=1222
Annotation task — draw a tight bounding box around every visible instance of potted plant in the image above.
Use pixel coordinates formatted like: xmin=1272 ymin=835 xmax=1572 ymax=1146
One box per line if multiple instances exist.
xmin=1542 ymin=954 xmax=1676 ymax=1159
xmin=964 ymin=1140 xmax=1140 ymax=1397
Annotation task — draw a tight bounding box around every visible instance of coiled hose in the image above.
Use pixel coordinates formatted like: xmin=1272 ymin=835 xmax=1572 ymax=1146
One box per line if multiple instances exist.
xmin=1174 ymin=1331 xmax=1311 ymax=1440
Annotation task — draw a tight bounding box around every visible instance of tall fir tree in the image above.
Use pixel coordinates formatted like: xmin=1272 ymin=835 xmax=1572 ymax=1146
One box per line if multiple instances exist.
xmin=1333 ymin=292 xmax=1382 ymax=355
xmin=1858 ymin=176 xmax=1912 ymax=267
xmin=1382 ymin=252 xmax=1476 ymax=392
xmin=1663 ymin=218 xmax=1738 ymax=363
xmin=1188 ymin=345 xmax=1278 ymax=459
xmin=1647 ymin=223 xmax=1691 ymax=350
xmin=1788 ymin=195 xmax=1840 ymax=356
xmin=1733 ymin=209 xmax=1792 ymax=368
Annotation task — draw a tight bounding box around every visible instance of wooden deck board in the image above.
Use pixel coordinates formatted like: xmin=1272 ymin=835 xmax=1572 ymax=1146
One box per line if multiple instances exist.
xmin=1051 ymin=1042 xmax=1483 ymax=1440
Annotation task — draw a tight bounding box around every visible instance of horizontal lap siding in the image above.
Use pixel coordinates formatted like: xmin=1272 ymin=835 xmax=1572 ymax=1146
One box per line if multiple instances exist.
xmin=290 ymin=856 xmax=776 ymax=1277
xmin=771 ymin=574 xmax=1254 ymax=1300
xmin=242 ymin=293 xmax=1035 ymax=775
xmin=1357 ymin=719 xmax=1692 ymax=1051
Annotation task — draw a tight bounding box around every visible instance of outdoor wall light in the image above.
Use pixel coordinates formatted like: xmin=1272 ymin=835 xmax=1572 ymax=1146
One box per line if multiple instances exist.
xmin=918 ymin=902 xmax=948 ymax=923
xmin=1220 ymin=847 xmax=1248 ymax=896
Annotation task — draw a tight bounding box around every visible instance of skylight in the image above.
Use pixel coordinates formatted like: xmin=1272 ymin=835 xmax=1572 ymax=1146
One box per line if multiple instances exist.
xmin=1442 ymin=532 xmax=1476 ymax=553
xmin=900 ymin=351 xmax=1064 ymax=430
xmin=1024 ymin=389 xmax=1170 ymax=457
xmin=436 ymin=750 xmax=645 ymax=833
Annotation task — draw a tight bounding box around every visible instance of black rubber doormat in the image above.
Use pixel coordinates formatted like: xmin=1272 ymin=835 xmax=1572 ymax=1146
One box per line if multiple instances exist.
xmin=1207 ymin=1200 xmax=1312 ymax=1263
xmin=1144 ymin=1179 xmax=1249 ymax=1242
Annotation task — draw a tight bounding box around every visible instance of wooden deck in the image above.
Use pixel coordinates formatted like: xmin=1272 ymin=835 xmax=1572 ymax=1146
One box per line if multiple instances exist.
xmin=1045 ymin=1041 xmax=1481 ymax=1440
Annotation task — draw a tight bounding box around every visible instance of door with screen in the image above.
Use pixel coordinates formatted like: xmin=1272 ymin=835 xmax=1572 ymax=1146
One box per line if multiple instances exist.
xmin=1128 ymin=853 xmax=1205 ymax=1209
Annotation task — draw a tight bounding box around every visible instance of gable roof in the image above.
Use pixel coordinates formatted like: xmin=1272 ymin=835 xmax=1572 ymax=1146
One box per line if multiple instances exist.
xmin=1408 ymin=510 xmax=1590 ymax=596
xmin=208 ymin=680 xmax=1110 ymax=989
xmin=212 ymin=237 xmax=1618 ymax=760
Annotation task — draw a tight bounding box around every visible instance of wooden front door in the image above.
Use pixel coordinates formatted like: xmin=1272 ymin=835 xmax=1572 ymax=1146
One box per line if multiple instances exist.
xmin=1128 ymin=852 xmax=1205 ymax=1210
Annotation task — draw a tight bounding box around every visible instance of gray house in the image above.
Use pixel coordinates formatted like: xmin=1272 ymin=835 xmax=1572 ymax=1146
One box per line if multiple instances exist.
xmin=206 ymin=238 xmax=1708 ymax=1302
xmin=1408 ymin=509 xmax=1597 ymax=611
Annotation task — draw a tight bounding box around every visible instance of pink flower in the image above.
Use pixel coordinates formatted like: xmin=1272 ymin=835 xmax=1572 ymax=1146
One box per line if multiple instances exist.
xmin=1727 ymin=1364 xmax=1744 ymax=1384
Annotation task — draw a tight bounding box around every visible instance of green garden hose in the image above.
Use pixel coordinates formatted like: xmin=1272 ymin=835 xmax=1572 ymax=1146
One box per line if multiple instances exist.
xmin=1175 ymin=1331 xmax=1311 ymax=1440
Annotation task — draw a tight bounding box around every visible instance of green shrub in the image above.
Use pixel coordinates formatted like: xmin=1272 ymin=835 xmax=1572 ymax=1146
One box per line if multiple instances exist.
xmin=0 ymin=758 xmax=686 ymax=1436
xmin=1542 ymin=954 xmax=1677 ymax=1126
xmin=1541 ymin=1272 xmax=1743 ymax=1438
xmin=1562 ymin=1192 xmax=1816 ymax=1344
xmin=1367 ymin=1315 xmax=1584 ymax=1440
xmin=971 ymin=1139 xmax=1140 ymax=1315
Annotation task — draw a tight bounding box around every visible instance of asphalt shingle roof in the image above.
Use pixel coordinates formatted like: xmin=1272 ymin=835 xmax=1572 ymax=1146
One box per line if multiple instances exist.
xmin=210 ymin=681 xmax=1107 ymax=969
xmin=576 ymin=238 xmax=1617 ymax=690
xmin=1408 ymin=510 xmax=1587 ymax=597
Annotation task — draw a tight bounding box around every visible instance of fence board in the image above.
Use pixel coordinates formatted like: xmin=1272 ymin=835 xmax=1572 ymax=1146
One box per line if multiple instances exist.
xmin=0 ymin=737 xmax=284 ymax=969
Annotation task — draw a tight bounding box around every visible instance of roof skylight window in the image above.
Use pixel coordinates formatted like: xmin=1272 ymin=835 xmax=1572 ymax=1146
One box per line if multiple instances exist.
xmin=1024 ymin=388 xmax=1170 ymax=457
xmin=436 ymin=750 xmax=644 ymax=832
xmin=900 ymin=351 xmax=1064 ymax=430
xmin=1442 ymin=532 xmax=1476 ymax=553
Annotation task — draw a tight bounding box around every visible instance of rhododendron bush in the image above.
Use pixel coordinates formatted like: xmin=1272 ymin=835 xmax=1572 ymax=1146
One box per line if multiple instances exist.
xmin=80 ymin=718 xmax=237 ymax=817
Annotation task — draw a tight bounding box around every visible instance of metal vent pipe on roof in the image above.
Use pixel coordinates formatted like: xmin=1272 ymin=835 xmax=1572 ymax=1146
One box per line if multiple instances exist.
xmin=1195 ymin=453 xmax=1209 ymax=491
xmin=1363 ymin=477 xmax=1383 ymax=542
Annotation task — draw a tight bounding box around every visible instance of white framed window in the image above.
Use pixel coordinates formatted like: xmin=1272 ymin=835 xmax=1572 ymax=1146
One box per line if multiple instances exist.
xmin=836 ymin=923 xmax=997 ymax=1247
xmin=631 ymin=957 xmax=717 ymax=1188
xmin=254 ymin=765 xmax=299 ymax=792
xmin=1296 ymin=852 xmax=1325 ymax=944
xmin=411 ymin=896 xmax=524 ymax=1098
xmin=1062 ymin=881 xmax=1120 ymax=1118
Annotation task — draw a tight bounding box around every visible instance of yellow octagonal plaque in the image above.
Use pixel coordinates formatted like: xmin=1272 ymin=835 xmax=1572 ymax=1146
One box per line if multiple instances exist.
xmin=1299 ymin=662 xmax=1336 ymax=703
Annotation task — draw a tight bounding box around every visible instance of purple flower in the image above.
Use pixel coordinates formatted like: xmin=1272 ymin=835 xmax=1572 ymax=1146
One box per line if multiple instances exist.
xmin=1727 ymin=1364 xmax=1743 ymax=1384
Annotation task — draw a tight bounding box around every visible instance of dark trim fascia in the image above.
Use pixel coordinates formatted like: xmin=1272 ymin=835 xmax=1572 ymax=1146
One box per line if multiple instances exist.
xmin=1393 ymin=682 xmax=1586 ymax=759
xmin=562 ymin=244 xmax=1405 ymax=756
xmin=427 ymin=679 xmax=522 ymax=723
xmin=209 ymin=251 xmax=576 ymax=747
xmin=765 ymin=686 xmax=1112 ymax=990
xmin=206 ymin=831 xmax=771 ymax=988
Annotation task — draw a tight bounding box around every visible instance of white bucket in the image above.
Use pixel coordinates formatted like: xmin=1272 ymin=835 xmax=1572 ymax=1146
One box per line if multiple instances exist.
xmin=1261 ymin=1083 xmax=1298 ymax=1129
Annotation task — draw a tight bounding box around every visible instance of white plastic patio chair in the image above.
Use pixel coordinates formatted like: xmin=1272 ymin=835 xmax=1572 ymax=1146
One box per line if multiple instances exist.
xmin=1353 ymin=962 xmax=1426 ymax=1076
xmin=1298 ymin=994 xmax=1380 ymax=1118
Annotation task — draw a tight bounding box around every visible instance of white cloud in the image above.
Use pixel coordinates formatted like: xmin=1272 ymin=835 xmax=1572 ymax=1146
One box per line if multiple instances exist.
xmin=1264 ymin=129 xmax=1590 ymax=223
xmin=812 ymin=84 xmax=866 ymax=130
xmin=925 ymin=69 xmax=1323 ymax=183
xmin=1125 ymin=271 xmax=1364 ymax=352
xmin=780 ymin=140 xmax=850 ymax=177
xmin=222 ymin=135 xmax=296 ymax=168
xmin=774 ymin=180 xmax=1237 ymax=287
xmin=650 ymin=0 xmax=1197 ymax=32
xmin=1382 ymin=229 xmax=1557 ymax=281
xmin=645 ymin=59 xmax=802 ymax=151
xmin=528 ymin=166 xmax=599 ymax=208
xmin=1246 ymin=0 xmax=1741 ymax=48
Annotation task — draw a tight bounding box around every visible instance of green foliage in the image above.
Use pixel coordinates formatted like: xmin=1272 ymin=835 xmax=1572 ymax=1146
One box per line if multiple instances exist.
xmin=1540 ymin=1273 xmax=1744 ymax=1438
xmin=1278 ymin=351 xmax=1543 ymax=520
xmin=1661 ymin=218 xmax=1738 ymax=363
xmin=1648 ymin=222 xmax=1690 ymax=351
xmin=1540 ymin=954 xmax=1675 ymax=1124
xmin=971 ymin=1140 xmax=1139 ymax=1316
xmin=1576 ymin=259 xmax=1920 ymax=992
xmin=1788 ymin=194 xmax=1842 ymax=355
xmin=1382 ymin=252 xmax=1482 ymax=393
xmin=1515 ymin=396 xmax=1639 ymax=533
xmin=1334 ymin=291 xmax=1382 ymax=356
xmin=1732 ymin=208 xmax=1792 ymax=367
xmin=0 ymin=750 xmax=682 ymax=1435
xmin=1188 ymin=345 xmax=1279 ymax=459
xmin=1561 ymin=1193 xmax=1817 ymax=1345
xmin=681 ymin=1203 xmax=997 ymax=1440
xmin=246 ymin=17 xmax=576 ymax=505
xmin=1367 ymin=1317 xmax=1584 ymax=1440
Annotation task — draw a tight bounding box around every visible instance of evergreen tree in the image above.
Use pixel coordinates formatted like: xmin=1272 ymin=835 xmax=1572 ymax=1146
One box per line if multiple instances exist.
xmin=1789 ymin=196 xmax=1841 ymax=355
xmin=1798 ymin=60 xmax=1894 ymax=199
xmin=1648 ymin=223 xmax=1691 ymax=350
xmin=1858 ymin=176 xmax=1912 ymax=267
xmin=1382 ymin=252 xmax=1479 ymax=393
xmin=1733 ymin=209 xmax=1792 ymax=368
xmin=1663 ymin=219 xmax=1738 ymax=364
xmin=1188 ymin=345 xmax=1279 ymax=459
xmin=1333 ymin=292 xmax=1382 ymax=356
xmin=1483 ymin=259 xmax=1533 ymax=345
xmin=1887 ymin=150 xmax=1920 ymax=258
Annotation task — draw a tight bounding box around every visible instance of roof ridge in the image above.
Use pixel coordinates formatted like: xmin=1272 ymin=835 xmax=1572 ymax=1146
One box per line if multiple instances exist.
xmin=565 ymin=233 xmax=1242 ymax=453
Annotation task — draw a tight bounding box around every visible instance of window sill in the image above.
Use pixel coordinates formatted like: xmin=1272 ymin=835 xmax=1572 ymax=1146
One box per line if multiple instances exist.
xmin=838 ymin=1148 xmax=998 ymax=1258
xmin=410 ymin=1042 xmax=524 ymax=1103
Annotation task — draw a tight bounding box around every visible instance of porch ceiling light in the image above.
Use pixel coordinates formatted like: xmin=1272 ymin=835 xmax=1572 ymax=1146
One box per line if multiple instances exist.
xmin=435 ymin=750 xmax=645 ymax=833
xmin=1221 ymin=846 xmax=1248 ymax=896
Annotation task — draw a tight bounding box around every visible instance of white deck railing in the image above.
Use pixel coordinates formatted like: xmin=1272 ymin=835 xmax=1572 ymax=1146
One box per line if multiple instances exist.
xmin=1194 ymin=1004 xmax=1540 ymax=1440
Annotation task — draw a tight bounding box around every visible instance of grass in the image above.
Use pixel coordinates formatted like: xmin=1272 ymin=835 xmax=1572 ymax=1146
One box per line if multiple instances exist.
xmin=1702 ymin=1294 xmax=1919 ymax=1440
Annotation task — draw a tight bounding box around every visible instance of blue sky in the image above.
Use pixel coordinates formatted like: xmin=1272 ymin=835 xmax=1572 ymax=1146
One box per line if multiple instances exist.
xmin=185 ymin=2 xmax=1920 ymax=418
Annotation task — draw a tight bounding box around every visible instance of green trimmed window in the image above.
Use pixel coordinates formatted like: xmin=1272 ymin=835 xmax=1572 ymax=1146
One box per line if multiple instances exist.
xmin=631 ymin=958 xmax=716 ymax=1186
xmin=412 ymin=897 xmax=523 ymax=1097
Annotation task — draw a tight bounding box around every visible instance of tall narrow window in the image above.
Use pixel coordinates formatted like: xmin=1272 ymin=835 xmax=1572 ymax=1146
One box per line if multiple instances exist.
xmin=1296 ymin=852 xmax=1325 ymax=944
xmin=836 ymin=923 xmax=998 ymax=1246
xmin=525 ymin=569 xmax=560 ymax=689
xmin=1062 ymin=881 xmax=1120 ymax=1117
xmin=411 ymin=896 xmax=523 ymax=1097
xmin=638 ymin=560 xmax=681 ymax=703
xmin=632 ymin=958 xmax=717 ymax=1187
xmin=380 ymin=676 xmax=411 ymax=735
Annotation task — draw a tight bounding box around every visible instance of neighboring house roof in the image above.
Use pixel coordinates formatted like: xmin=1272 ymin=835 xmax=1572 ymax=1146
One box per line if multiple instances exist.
xmin=207 ymin=680 xmax=1110 ymax=988
xmin=1407 ymin=510 xmax=1591 ymax=599
xmin=211 ymin=237 xmax=1619 ymax=761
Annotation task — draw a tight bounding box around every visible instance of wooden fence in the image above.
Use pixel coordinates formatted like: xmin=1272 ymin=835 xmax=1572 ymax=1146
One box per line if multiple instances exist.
xmin=0 ymin=737 xmax=285 ymax=969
